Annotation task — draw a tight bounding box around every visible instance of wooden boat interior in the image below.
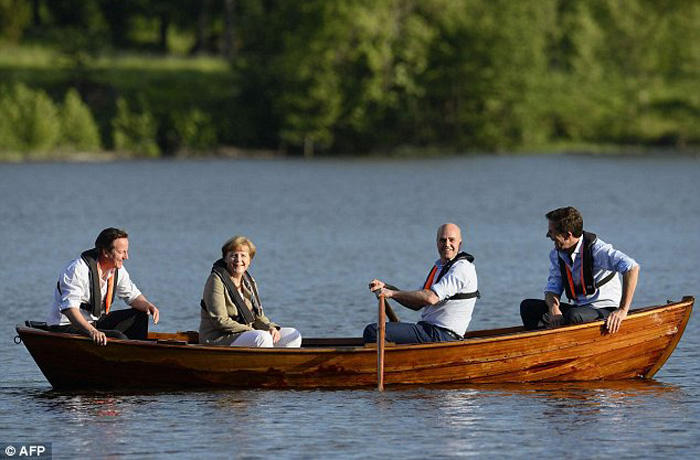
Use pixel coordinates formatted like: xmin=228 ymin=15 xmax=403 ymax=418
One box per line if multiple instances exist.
xmin=22 ymin=322 xmax=528 ymax=348
xmin=144 ymin=325 xmax=531 ymax=348
xmin=24 ymin=300 xmax=687 ymax=350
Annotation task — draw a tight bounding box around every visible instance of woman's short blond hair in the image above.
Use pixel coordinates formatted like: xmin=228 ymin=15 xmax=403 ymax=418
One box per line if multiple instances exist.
xmin=221 ymin=235 xmax=257 ymax=260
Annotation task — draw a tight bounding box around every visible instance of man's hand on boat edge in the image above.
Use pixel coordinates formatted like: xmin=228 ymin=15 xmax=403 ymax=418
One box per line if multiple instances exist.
xmin=605 ymin=308 xmax=628 ymax=334
xmin=88 ymin=328 xmax=108 ymax=346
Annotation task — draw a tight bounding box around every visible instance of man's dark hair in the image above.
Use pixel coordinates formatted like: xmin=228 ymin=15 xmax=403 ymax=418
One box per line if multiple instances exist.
xmin=95 ymin=227 xmax=129 ymax=252
xmin=546 ymin=207 xmax=583 ymax=237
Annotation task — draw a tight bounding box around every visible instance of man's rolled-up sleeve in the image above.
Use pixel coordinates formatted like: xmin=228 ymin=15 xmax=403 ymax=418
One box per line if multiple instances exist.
xmin=116 ymin=268 xmax=143 ymax=305
xmin=544 ymin=250 xmax=564 ymax=296
xmin=593 ymin=242 xmax=638 ymax=274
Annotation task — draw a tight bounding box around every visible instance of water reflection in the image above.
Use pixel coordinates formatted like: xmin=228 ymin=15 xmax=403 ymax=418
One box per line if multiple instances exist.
xmin=24 ymin=379 xmax=680 ymax=405
xmin=3 ymin=378 xmax=692 ymax=459
xmin=477 ymin=379 xmax=680 ymax=400
xmin=29 ymin=390 xmax=157 ymax=417
xmin=384 ymin=381 xmax=683 ymax=430
xmin=378 ymin=379 xmax=679 ymax=399
xmin=375 ymin=381 xmax=686 ymax=455
xmin=509 ymin=381 xmax=680 ymax=425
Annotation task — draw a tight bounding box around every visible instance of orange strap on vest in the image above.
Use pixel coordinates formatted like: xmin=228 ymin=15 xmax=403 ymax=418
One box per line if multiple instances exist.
xmin=563 ymin=261 xmax=587 ymax=299
xmin=104 ymin=275 xmax=115 ymax=314
xmin=423 ymin=265 xmax=439 ymax=290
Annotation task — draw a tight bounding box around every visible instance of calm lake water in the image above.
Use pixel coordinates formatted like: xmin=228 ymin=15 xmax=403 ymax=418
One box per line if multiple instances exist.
xmin=1 ymin=154 xmax=699 ymax=459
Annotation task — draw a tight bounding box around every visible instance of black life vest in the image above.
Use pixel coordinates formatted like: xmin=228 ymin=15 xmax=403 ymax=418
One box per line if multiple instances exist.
xmin=558 ymin=231 xmax=615 ymax=301
xmin=422 ymin=252 xmax=480 ymax=300
xmin=56 ymin=249 xmax=119 ymax=318
xmin=200 ymin=259 xmax=262 ymax=325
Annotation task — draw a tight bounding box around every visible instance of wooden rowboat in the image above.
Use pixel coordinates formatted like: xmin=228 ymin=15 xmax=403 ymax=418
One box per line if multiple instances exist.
xmin=16 ymin=297 xmax=693 ymax=390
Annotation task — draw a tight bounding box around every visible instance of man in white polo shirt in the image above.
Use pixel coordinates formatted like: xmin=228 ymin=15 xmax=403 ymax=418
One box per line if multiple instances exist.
xmin=47 ymin=227 xmax=160 ymax=345
xmin=363 ymin=222 xmax=479 ymax=344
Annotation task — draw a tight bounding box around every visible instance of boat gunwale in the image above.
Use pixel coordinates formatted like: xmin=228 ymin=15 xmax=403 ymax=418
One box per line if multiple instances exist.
xmin=15 ymin=297 xmax=694 ymax=355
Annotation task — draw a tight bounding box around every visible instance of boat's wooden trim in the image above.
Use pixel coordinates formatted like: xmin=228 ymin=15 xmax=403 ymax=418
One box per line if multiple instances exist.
xmin=148 ymin=331 xmax=199 ymax=343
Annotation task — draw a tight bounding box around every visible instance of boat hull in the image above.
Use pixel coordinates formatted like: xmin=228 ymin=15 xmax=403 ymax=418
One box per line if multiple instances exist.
xmin=16 ymin=297 xmax=693 ymax=389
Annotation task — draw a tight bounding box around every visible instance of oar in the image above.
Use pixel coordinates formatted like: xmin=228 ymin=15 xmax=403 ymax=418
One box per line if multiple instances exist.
xmin=384 ymin=298 xmax=399 ymax=322
xmin=377 ymin=294 xmax=386 ymax=391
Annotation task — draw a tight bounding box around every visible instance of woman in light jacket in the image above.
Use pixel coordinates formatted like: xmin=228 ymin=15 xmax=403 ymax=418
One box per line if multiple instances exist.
xmin=199 ymin=235 xmax=301 ymax=347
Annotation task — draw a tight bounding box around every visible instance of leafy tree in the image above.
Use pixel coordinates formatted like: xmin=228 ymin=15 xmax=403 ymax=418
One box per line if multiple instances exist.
xmin=112 ymin=97 xmax=159 ymax=156
xmin=417 ymin=0 xmax=555 ymax=150
xmin=544 ymin=0 xmax=700 ymax=146
xmin=60 ymin=88 xmax=101 ymax=151
xmin=0 ymin=83 xmax=60 ymax=154
xmin=172 ymin=109 xmax=217 ymax=152
xmin=0 ymin=0 xmax=31 ymax=42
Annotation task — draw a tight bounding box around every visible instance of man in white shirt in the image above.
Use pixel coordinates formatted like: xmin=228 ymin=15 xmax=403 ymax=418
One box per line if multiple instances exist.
xmin=47 ymin=227 xmax=160 ymax=345
xmin=364 ymin=223 xmax=479 ymax=344
xmin=520 ymin=206 xmax=640 ymax=333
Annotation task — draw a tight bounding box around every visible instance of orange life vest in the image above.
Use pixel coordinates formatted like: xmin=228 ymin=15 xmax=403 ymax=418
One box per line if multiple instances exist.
xmin=558 ymin=232 xmax=615 ymax=301
xmin=422 ymin=252 xmax=480 ymax=300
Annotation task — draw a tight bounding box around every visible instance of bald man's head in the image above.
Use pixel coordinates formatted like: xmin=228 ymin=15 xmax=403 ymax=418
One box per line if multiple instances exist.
xmin=436 ymin=223 xmax=462 ymax=263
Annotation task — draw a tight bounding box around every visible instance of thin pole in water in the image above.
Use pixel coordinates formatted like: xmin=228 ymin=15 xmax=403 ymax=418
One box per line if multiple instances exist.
xmin=378 ymin=294 xmax=386 ymax=391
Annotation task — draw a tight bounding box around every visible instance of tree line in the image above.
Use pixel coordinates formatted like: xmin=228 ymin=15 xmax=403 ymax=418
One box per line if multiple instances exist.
xmin=1 ymin=0 xmax=698 ymax=157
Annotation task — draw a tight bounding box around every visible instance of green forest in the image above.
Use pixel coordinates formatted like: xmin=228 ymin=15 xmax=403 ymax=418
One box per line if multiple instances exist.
xmin=1 ymin=0 xmax=698 ymax=160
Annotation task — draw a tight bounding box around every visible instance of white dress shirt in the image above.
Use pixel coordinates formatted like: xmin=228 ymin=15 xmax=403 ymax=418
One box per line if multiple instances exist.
xmin=47 ymin=257 xmax=142 ymax=326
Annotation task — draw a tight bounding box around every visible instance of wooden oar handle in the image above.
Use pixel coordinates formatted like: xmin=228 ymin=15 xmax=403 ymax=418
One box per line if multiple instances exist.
xmin=384 ymin=298 xmax=399 ymax=323
xmin=377 ymin=294 xmax=386 ymax=391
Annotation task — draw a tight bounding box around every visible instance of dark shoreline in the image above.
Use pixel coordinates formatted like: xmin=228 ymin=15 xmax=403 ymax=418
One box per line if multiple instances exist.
xmin=1 ymin=144 xmax=699 ymax=164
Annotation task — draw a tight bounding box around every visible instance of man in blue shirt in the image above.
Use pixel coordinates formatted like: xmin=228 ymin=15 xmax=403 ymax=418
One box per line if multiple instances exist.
xmin=520 ymin=206 xmax=640 ymax=333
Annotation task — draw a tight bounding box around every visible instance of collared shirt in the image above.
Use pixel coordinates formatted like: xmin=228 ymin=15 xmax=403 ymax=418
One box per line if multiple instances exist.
xmin=545 ymin=236 xmax=638 ymax=308
xmin=47 ymin=257 xmax=142 ymax=326
xmin=420 ymin=257 xmax=478 ymax=337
